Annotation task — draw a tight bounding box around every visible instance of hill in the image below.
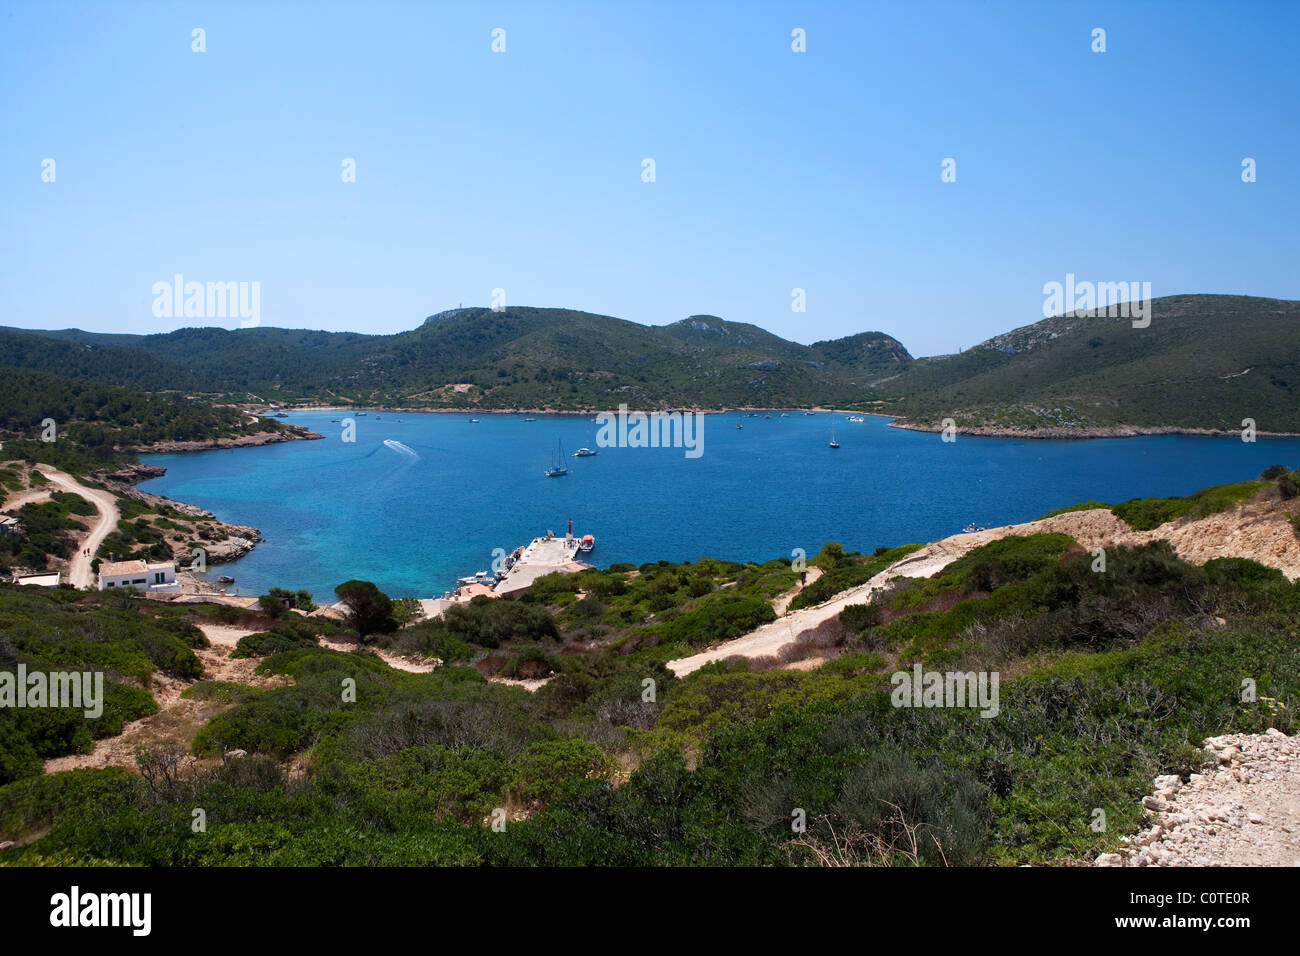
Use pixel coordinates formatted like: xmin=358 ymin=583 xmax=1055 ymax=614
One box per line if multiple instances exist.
xmin=5 ymin=294 xmax=1299 ymax=432
xmin=3 ymin=308 xmax=913 ymax=410
xmin=868 ymin=294 xmax=1300 ymax=434
xmin=0 ymin=367 xmax=311 ymax=471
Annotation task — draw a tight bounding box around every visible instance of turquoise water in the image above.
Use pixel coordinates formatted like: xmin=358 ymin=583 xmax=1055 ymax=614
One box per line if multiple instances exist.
xmin=138 ymin=410 xmax=1300 ymax=600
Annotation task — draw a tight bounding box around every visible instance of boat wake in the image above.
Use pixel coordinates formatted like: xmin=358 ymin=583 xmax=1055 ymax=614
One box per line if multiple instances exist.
xmin=383 ymin=439 xmax=419 ymax=459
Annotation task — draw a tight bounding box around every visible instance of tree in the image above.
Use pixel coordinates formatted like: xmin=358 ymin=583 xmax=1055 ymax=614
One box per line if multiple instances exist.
xmin=814 ymin=542 xmax=845 ymax=570
xmin=258 ymin=593 xmax=287 ymax=619
xmin=268 ymin=586 xmax=316 ymax=612
xmin=334 ymin=579 xmax=396 ymax=641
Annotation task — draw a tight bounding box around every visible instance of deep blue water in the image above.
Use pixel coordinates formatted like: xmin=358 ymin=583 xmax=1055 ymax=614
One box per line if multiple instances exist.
xmin=137 ymin=410 xmax=1300 ymax=600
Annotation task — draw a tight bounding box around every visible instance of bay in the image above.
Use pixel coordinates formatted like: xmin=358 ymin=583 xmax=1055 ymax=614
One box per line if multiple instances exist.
xmin=137 ymin=410 xmax=1300 ymax=600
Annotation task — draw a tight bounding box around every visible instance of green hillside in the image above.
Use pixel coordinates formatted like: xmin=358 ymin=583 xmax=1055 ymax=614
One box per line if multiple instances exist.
xmin=1 ymin=471 xmax=1297 ymax=865
xmin=6 ymin=294 xmax=1299 ymax=430
xmin=4 ymin=308 xmax=912 ymax=410
xmin=868 ymin=294 xmax=1300 ymax=433
xmin=0 ymin=368 xmax=299 ymax=470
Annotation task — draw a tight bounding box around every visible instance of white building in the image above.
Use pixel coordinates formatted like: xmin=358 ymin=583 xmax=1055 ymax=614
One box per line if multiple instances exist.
xmin=14 ymin=571 xmax=60 ymax=587
xmin=98 ymin=559 xmax=178 ymax=591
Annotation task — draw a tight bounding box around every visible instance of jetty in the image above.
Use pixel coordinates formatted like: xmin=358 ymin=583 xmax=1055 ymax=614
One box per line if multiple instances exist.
xmin=495 ymin=527 xmax=591 ymax=596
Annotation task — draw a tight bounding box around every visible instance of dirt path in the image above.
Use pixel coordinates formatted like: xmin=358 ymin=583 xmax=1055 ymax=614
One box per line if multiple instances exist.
xmin=317 ymin=634 xmax=441 ymax=672
xmin=42 ymin=623 xmax=288 ymax=773
xmin=667 ymin=491 xmax=1300 ymax=676
xmin=1097 ymin=730 xmax=1300 ymax=867
xmin=667 ymin=546 xmax=963 ymax=676
xmin=2 ymin=484 xmax=53 ymax=511
xmin=772 ymin=567 xmax=823 ymax=616
xmin=34 ymin=466 xmax=120 ymax=589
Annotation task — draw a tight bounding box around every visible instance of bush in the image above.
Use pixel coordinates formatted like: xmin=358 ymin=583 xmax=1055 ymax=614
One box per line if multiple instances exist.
xmin=834 ymin=747 xmax=989 ymax=866
xmin=231 ymin=628 xmax=319 ymax=658
xmin=1112 ymin=480 xmax=1265 ymax=531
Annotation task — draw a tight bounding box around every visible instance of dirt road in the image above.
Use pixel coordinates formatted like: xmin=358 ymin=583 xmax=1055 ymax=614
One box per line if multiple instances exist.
xmin=2 ymin=484 xmax=53 ymax=511
xmin=667 ymin=546 xmax=962 ymax=676
xmin=667 ymin=491 xmax=1300 ymax=676
xmin=35 ymin=466 xmax=120 ymax=589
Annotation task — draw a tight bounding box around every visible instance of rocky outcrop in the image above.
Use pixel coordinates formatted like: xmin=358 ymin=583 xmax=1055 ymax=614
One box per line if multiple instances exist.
xmin=1095 ymin=729 xmax=1300 ymax=867
xmin=176 ymin=525 xmax=261 ymax=566
xmin=129 ymin=424 xmax=322 ymax=454
xmin=93 ymin=464 xmax=167 ymax=485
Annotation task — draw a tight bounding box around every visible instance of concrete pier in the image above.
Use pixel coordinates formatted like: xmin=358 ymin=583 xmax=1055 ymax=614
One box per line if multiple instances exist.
xmin=495 ymin=532 xmax=591 ymax=595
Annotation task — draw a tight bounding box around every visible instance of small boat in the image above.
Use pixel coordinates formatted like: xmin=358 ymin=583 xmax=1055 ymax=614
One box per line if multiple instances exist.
xmin=469 ymin=418 xmax=479 ymax=423
xmin=217 ymin=575 xmax=235 ymax=584
xmin=830 ymin=428 xmax=839 ymax=449
xmin=764 ymin=414 xmax=772 ymax=419
xmin=274 ymin=412 xmax=288 ymax=418
xmin=330 ymin=418 xmax=340 ymax=423
xmin=962 ymin=523 xmax=986 ymax=534
xmin=524 ymin=417 xmax=536 ymax=422
xmin=573 ymin=447 xmax=597 ymax=457
xmin=546 ymin=440 xmax=569 ymax=477
xmin=578 ymin=533 xmax=595 ymax=553
xmin=355 ymin=412 xmax=367 ymax=417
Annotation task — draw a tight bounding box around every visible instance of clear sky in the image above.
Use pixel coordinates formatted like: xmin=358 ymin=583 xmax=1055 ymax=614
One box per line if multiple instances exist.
xmin=2 ymin=0 xmax=1296 ymax=356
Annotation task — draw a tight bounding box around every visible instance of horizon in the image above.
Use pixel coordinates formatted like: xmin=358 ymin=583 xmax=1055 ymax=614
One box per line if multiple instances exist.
xmin=3 ymin=1 xmax=1297 ymax=357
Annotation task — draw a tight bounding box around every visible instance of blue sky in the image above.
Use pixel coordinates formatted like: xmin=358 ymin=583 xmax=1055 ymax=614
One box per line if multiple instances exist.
xmin=2 ymin=0 xmax=1296 ymax=356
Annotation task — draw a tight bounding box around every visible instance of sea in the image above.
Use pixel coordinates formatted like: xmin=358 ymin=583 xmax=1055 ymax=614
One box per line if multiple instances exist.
xmin=136 ymin=410 xmax=1300 ymax=600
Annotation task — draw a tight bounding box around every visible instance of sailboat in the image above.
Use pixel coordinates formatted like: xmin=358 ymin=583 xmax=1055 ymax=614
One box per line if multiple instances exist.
xmin=829 ymin=428 xmax=839 ymax=449
xmin=545 ymin=440 xmax=569 ymax=477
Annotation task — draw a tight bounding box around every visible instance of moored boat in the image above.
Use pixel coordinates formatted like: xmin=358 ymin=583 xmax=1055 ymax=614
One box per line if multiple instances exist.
xmin=545 ymin=440 xmax=569 ymax=476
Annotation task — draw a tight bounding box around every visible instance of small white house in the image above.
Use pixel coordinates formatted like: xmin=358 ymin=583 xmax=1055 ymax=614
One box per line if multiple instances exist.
xmin=98 ymin=559 xmax=178 ymax=591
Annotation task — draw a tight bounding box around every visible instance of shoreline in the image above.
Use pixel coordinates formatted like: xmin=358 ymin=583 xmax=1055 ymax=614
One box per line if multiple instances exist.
xmin=90 ymin=407 xmax=1300 ymax=600
xmin=128 ymin=424 xmax=323 ymax=455
xmin=885 ymin=420 xmax=1300 ymax=440
xmin=254 ymin=404 xmax=1300 ymax=440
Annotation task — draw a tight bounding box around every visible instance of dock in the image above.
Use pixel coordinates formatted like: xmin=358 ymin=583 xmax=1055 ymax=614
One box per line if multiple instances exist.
xmin=495 ymin=530 xmax=591 ymax=596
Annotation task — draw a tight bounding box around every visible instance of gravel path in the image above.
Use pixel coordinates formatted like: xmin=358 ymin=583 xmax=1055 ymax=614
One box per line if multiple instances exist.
xmin=1096 ymin=730 xmax=1300 ymax=867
